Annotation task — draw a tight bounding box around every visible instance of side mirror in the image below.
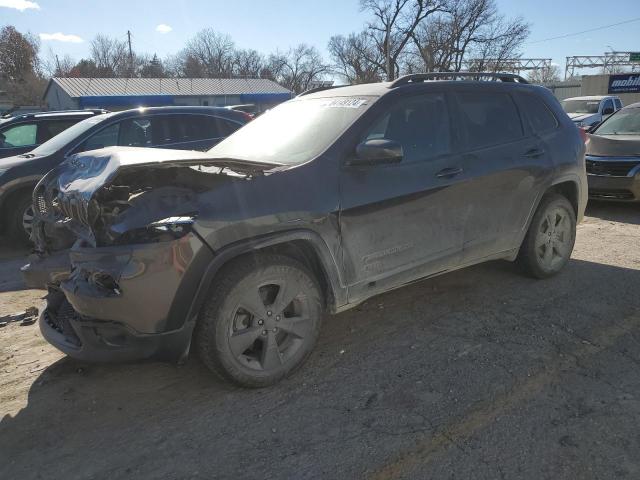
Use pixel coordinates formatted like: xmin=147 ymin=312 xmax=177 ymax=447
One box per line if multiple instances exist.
xmin=603 ymin=107 xmax=614 ymax=115
xmin=347 ymin=139 xmax=403 ymax=166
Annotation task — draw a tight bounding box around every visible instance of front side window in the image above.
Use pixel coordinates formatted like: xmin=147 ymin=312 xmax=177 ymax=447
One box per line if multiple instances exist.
xmin=363 ymin=93 xmax=451 ymax=163
xmin=602 ymin=99 xmax=614 ymax=114
xmin=516 ymin=93 xmax=558 ymax=134
xmin=0 ymin=123 xmax=37 ymax=148
xmin=594 ymin=108 xmax=640 ymax=135
xmin=456 ymin=92 xmax=523 ymax=149
xmin=615 ymin=99 xmax=623 ymax=110
xmin=81 ymin=123 xmax=120 ymax=152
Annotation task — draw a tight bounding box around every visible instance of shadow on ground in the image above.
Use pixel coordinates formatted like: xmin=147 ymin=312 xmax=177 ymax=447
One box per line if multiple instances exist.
xmin=2 ymin=256 xmax=640 ymax=480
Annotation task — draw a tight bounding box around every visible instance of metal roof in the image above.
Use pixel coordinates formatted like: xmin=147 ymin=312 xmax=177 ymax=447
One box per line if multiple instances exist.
xmin=47 ymin=77 xmax=292 ymax=98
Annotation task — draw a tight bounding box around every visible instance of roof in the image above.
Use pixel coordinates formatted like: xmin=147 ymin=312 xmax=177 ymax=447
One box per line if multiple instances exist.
xmin=563 ymin=95 xmax=618 ymax=101
xmin=46 ymin=77 xmax=292 ymax=98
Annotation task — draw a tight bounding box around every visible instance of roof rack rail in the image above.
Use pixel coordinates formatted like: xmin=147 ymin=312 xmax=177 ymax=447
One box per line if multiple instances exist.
xmin=297 ymin=85 xmax=348 ymax=97
xmin=389 ymin=72 xmax=529 ymax=88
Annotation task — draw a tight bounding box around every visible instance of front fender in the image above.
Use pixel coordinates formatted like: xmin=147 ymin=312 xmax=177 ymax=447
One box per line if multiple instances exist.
xmin=177 ymin=229 xmax=347 ymax=331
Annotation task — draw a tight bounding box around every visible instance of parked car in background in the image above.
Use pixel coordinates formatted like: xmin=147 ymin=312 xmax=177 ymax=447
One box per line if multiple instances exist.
xmin=585 ymin=102 xmax=640 ymax=201
xmin=25 ymin=73 xmax=587 ymax=388
xmin=0 ymin=106 xmax=248 ymax=244
xmin=561 ymin=95 xmax=623 ymax=129
xmin=0 ymin=110 xmax=107 ymax=159
xmin=224 ymin=104 xmax=259 ymax=118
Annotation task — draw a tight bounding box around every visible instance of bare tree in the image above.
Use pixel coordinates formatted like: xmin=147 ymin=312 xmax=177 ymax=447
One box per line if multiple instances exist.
xmin=410 ymin=0 xmax=529 ymax=73
xmin=360 ymin=0 xmax=445 ymax=80
xmin=90 ymin=34 xmax=129 ymax=76
xmin=232 ymin=49 xmax=266 ymax=77
xmin=42 ymin=47 xmax=76 ymax=77
xmin=328 ymin=32 xmax=385 ymax=83
xmin=139 ymin=54 xmax=165 ymax=78
xmin=268 ymin=44 xmax=329 ymax=93
xmin=467 ymin=15 xmax=529 ymax=72
xmin=180 ymin=29 xmax=235 ymax=77
xmin=527 ymin=65 xmax=561 ymax=84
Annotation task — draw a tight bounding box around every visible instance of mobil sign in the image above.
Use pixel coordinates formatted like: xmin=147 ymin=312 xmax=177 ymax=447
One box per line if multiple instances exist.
xmin=608 ymin=74 xmax=640 ymax=94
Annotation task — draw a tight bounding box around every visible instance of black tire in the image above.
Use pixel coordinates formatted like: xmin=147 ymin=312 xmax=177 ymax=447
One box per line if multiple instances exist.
xmin=195 ymin=253 xmax=323 ymax=388
xmin=518 ymin=193 xmax=576 ymax=279
xmin=7 ymin=191 xmax=34 ymax=246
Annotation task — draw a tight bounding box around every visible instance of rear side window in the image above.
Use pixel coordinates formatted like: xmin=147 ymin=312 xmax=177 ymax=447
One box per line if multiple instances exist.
xmin=516 ymin=93 xmax=558 ymax=134
xmin=0 ymin=123 xmax=37 ymax=148
xmin=363 ymin=93 xmax=451 ymax=163
xmin=455 ymin=92 xmax=523 ymax=149
xmin=215 ymin=117 xmax=242 ymax=137
xmin=119 ymin=118 xmax=153 ymax=147
xmin=40 ymin=120 xmax=79 ymax=142
xmin=615 ymin=99 xmax=622 ymax=110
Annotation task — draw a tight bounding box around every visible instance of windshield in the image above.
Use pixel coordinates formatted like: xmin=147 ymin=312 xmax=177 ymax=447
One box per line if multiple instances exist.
xmin=30 ymin=113 xmax=113 ymax=156
xmin=593 ymin=108 xmax=640 ymax=135
xmin=208 ymin=96 xmax=375 ymax=165
xmin=562 ymin=99 xmax=600 ymax=114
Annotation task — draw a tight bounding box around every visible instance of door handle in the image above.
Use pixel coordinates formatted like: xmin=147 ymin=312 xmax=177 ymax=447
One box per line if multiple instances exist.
xmin=436 ymin=167 xmax=463 ymax=178
xmin=524 ymin=147 xmax=545 ymax=158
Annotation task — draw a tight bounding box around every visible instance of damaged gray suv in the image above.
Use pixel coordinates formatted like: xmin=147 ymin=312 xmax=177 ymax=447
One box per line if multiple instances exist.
xmin=24 ymin=73 xmax=587 ymax=387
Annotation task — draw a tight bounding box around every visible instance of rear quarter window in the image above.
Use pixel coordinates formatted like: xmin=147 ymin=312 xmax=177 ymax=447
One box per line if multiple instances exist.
xmin=516 ymin=93 xmax=558 ymax=134
xmin=455 ymin=92 xmax=523 ymax=150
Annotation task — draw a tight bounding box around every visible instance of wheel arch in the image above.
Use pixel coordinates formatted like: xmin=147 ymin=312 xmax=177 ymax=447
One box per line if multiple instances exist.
xmin=184 ymin=230 xmax=347 ymax=328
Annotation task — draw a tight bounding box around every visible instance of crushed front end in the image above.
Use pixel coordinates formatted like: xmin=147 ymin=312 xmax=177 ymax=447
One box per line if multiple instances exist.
xmin=24 ymin=147 xmax=261 ymax=362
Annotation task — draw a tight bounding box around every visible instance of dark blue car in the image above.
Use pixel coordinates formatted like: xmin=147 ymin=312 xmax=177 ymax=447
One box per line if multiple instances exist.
xmin=0 ymin=106 xmax=249 ymax=244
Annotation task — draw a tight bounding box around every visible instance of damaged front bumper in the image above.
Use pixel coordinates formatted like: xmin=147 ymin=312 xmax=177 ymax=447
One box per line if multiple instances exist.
xmin=31 ymin=232 xmax=214 ymax=363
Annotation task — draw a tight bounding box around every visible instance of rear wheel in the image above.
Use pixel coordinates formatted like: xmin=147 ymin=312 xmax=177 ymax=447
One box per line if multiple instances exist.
xmin=518 ymin=193 xmax=576 ymax=279
xmin=195 ymin=254 xmax=323 ymax=388
xmin=7 ymin=192 xmax=34 ymax=246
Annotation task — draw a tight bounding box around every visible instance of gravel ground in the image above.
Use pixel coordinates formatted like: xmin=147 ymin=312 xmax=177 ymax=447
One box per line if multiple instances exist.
xmin=0 ymin=202 xmax=639 ymax=480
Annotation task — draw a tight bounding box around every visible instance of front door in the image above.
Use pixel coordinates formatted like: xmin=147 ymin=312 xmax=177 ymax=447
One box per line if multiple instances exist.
xmin=339 ymin=91 xmax=471 ymax=304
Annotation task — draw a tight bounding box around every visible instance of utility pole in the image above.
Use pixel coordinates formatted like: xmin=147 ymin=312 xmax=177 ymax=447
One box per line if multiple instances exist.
xmin=127 ymin=30 xmax=133 ymax=77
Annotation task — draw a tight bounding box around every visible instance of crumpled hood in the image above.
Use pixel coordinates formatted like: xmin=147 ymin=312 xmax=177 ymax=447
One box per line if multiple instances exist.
xmin=586 ymin=134 xmax=640 ymax=157
xmin=568 ymin=113 xmax=598 ymax=123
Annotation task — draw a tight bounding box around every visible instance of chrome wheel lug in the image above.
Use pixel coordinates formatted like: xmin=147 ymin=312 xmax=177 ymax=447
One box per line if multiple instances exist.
xmin=273 ymin=327 xmax=278 ymax=333
xmin=276 ymin=315 xmax=281 ymax=321
xmin=258 ymin=319 xmax=264 ymax=325
xmin=267 ymin=311 xmax=272 ymax=316
xmin=262 ymin=330 xmax=268 ymax=336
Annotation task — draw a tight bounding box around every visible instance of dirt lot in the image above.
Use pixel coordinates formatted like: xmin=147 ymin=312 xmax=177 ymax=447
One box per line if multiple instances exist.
xmin=1 ymin=202 xmax=639 ymax=480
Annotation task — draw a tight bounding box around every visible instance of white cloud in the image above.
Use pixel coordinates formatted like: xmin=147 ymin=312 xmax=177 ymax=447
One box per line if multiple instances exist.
xmin=0 ymin=0 xmax=40 ymax=11
xmin=156 ymin=24 xmax=172 ymax=34
xmin=39 ymin=32 xmax=83 ymax=43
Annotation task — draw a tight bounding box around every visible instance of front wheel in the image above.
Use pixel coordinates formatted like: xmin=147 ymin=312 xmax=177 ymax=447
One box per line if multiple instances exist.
xmin=518 ymin=193 xmax=576 ymax=279
xmin=7 ymin=192 xmax=34 ymax=246
xmin=195 ymin=254 xmax=323 ymax=388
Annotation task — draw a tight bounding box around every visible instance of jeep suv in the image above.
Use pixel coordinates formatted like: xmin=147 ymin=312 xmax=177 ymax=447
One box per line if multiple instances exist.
xmin=24 ymin=73 xmax=587 ymax=387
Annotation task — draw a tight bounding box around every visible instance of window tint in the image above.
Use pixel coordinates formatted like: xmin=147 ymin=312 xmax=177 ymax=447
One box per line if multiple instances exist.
xmin=40 ymin=120 xmax=78 ymax=142
xmin=81 ymin=123 xmax=120 ymax=151
xmin=363 ymin=93 xmax=451 ymax=163
xmin=119 ymin=118 xmax=153 ymax=147
xmin=216 ymin=117 xmax=242 ymax=137
xmin=0 ymin=123 xmax=37 ymax=148
xmin=456 ymin=92 xmax=523 ymax=149
xmin=517 ymin=94 xmax=558 ymax=133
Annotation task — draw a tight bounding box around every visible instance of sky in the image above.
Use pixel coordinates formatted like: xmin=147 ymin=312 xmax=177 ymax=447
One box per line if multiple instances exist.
xmin=1 ymin=0 xmax=639 ymax=77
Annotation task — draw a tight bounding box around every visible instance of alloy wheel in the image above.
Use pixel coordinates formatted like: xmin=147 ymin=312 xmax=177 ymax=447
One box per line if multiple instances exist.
xmin=536 ymin=207 xmax=572 ymax=270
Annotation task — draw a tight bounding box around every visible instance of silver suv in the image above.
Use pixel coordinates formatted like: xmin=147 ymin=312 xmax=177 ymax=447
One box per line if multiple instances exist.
xmin=561 ymin=95 xmax=623 ymax=128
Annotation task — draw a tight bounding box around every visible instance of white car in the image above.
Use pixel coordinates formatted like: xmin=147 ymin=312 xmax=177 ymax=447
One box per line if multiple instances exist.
xmin=561 ymin=95 xmax=623 ymax=128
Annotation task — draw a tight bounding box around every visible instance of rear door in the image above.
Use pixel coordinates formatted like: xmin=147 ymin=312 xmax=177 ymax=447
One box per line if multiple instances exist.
xmin=451 ymin=89 xmax=550 ymax=263
xmin=339 ymin=91 xmax=470 ymax=302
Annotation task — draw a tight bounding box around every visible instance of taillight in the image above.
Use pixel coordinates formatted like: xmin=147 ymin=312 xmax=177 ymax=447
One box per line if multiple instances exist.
xmin=578 ymin=127 xmax=589 ymax=144
xmin=240 ymin=112 xmax=253 ymax=122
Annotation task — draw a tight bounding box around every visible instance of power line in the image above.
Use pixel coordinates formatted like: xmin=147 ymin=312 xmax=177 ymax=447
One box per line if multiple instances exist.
xmin=526 ymin=17 xmax=640 ymax=45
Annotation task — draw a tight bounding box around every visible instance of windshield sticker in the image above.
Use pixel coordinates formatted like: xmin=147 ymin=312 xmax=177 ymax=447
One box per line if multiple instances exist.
xmin=321 ymin=98 xmax=367 ymax=109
